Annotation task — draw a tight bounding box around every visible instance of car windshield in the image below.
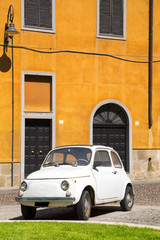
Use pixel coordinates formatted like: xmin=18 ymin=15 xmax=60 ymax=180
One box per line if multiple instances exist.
xmin=43 ymin=147 xmax=92 ymax=167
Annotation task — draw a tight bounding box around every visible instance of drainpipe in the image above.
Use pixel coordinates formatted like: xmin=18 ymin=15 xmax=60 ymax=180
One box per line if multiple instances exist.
xmin=149 ymin=0 xmax=153 ymax=129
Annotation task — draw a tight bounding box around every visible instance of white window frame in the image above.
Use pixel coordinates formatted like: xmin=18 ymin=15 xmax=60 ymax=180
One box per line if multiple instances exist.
xmin=97 ymin=0 xmax=126 ymax=40
xmin=21 ymin=0 xmax=55 ymax=33
xmin=21 ymin=71 xmax=56 ymax=181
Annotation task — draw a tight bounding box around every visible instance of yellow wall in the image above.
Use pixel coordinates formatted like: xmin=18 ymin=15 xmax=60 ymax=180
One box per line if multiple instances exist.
xmin=0 ymin=0 xmax=160 ymax=164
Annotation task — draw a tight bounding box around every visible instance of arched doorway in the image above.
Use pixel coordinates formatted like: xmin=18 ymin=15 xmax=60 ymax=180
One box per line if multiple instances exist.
xmin=91 ymin=101 xmax=132 ymax=173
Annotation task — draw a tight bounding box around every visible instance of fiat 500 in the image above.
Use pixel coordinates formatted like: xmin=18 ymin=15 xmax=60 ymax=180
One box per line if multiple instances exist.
xmin=16 ymin=145 xmax=134 ymax=220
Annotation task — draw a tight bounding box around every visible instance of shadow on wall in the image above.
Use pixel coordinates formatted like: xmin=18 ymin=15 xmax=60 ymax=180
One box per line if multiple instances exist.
xmin=0 ymin=29 xmax=11 ymax=73
xmin=0 ymin=52 xmax=11 ymax=72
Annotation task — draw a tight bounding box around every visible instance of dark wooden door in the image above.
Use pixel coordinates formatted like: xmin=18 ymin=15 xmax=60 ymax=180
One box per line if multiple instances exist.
xmin=93 ymin=125 xmax=127 ymax=170
xmin=25 ymin=119 xmax=52 ymax=178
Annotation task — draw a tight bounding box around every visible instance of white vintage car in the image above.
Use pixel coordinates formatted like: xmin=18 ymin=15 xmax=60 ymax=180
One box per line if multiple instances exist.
xmin=16 ymin=145 xmax=134 ymax=220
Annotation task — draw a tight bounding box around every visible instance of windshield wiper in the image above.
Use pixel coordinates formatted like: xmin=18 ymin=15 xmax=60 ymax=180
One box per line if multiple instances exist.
xmin=43 ymin=162 xmax=59 ymax=167
xmin=59 ymin=162 xmax=78 ymax=167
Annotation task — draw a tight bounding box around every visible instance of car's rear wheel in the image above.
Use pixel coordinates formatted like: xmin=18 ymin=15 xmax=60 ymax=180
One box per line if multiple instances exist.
xmin=21 ymin=205 xmax=36 ymax=220
xmin=77 ymin=190 xmax=91 ymax=220
xmin=120 ymin=186 xmax=134 ymax=211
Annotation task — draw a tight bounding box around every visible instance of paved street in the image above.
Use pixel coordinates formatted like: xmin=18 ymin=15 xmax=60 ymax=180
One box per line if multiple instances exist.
xmin=0 ymin=204 xmax=160 ymax=229
xmin=0 ymin=180 xmax=160 ymax=229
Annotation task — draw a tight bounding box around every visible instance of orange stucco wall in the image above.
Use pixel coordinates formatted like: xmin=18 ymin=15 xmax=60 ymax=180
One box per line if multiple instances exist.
xmin=0 ymin=0 xmax=160 ymax=165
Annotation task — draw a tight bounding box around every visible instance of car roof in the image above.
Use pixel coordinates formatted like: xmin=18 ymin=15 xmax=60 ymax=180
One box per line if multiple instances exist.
xmin=54 ymin=145 xmax=113 ymax=151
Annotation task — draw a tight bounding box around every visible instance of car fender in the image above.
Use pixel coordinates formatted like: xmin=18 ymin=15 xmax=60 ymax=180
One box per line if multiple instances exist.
xmin=122 ymin=181 xmax=134 ymax=200
xmin=72 ymin=175 xmax=96 ymax=204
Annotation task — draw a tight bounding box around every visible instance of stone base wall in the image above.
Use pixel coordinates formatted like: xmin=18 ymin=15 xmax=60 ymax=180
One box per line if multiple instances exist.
xmin=0 ymin=163 xmax=20 ymax=188
xmin=132 ymin=149 xmax=160 ymax=180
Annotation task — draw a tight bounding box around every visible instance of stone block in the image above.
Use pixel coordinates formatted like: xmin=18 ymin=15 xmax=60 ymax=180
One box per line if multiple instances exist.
xmin=132 ymin=150 xmax=137 ymax=160
xmin=13 ymin=175 xmax=20 ymax=186
xmin=13 ymin=163 xmax=20 ymax=176
xmin=0 ymin=176 xmax=6 ymax=187
xmin=132 ymin=149 xmax=160 ymax=180
xmin=1 ymin=164 xmax=11 ymax=176
xmin=6 ymin=176 xmax=11 ymax=188
xmin=137 ymin=150 xmax=148 ymax=161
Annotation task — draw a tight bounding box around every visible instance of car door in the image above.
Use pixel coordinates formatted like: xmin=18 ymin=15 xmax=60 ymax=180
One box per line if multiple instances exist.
xmin=92 ymin=150 xmax=120 ymax=200
xmin=110 ymin=151 xmax=127 ymax=198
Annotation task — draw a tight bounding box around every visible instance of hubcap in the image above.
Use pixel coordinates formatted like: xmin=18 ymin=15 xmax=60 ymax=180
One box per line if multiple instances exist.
xmin=84 ymin=194 xmax=91 ymax=217
xmin=127 ymin=192 xmax=133 ymax=208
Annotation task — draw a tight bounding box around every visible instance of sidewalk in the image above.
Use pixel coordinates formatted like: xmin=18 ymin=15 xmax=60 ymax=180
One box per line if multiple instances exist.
xmin=133 ymin=179 xmax=160 ymax=206
xmin=0 ymin=187 xmax=18 ymax=206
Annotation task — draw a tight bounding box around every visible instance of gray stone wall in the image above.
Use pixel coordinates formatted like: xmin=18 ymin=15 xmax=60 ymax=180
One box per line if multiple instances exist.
xmin=132 ymin=149 xmax=160 ymax=179
xmin=0 ymin=163 xmax=20 ymax=188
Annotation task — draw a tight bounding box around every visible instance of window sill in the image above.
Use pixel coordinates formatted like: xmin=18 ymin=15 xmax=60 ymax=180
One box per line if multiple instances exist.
xmin=21 ymin=26 xmax=55 ymax=34
xmin=97 ymin=34 xmax=126 ymax=41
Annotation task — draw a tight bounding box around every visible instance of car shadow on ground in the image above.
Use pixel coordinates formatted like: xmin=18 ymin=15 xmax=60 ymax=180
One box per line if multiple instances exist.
xmin=11 ymin=205 xmax=122 ymax=221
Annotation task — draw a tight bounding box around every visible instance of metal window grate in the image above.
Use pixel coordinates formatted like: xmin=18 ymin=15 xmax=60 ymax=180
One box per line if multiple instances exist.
xmin=93 ymin=103 xmax=127 ymax=125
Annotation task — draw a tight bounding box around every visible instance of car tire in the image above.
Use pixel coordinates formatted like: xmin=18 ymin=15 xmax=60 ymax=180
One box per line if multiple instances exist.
xmin=77 ymin=190 xmax=91 ymax=220
xmin=120 ymin=186 xmax=134 ymax=211
xmin=21 ymin=205 xmax=36 ymax=220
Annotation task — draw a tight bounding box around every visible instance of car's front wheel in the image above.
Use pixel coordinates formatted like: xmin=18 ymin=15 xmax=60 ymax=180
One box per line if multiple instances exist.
xmin=21 ymin=205 xmax=36 ymax=220
xmin=77 ymin=190 xmax=91 ymax=220
xmin=120 ymin=186 xmax=134 ymax=211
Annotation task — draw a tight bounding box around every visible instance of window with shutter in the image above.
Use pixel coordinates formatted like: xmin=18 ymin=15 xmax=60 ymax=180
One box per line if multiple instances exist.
xmin=97 ymin=0 xmax=126 ymax=39
xmin=22 ymin=0 xmax=55 ymax=33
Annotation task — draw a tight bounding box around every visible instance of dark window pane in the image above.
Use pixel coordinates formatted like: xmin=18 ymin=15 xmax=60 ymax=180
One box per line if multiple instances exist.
xmin=99 ymin=151 xmax=111 ymax=167
xmin=100 ymin=0 xmax=111 ymax=34
xmin=25 ymin=0 xmax=39 ymax=27
xmin=24 ymin=0 xmax=52 ymax=29
xmin=94 ymin=151 xmax=111 ymax=167
xmin=99 ymin=0 xmax=123 ymax=36
xmin=93 ymin=103 xmax=127 ymax=125
xmin=40 ymin=0 xmax=52 ymax=28
xmin=111 ymin=152 xmax=122 ymax=168
xmin=112 ymin=0 xmax=123 ymax=35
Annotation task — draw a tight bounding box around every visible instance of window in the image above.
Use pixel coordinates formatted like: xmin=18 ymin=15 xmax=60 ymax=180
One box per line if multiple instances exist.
xmin=94 ymin=151 xmax=111 ymax=167
xmin=25 ymin=75 xmax=52 ymax=112
xmin=97 ymin=0 xmax=126 ymax=39
xmin=111 ymin=152 xmax=122 ymax=168
xmin=22 ymin=0 xmax=55 ymax=33
xmin=66 ymin=154 xmax=77 ymax=164
xmin=43 ymin=148 xmax=92 ymax=167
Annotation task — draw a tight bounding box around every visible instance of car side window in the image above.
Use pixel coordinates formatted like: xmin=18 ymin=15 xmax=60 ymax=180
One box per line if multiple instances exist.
xmin=94 ymin=151 xmax=111 ymax=167
xmin=111 ymin=152 xmax=122 ymax=168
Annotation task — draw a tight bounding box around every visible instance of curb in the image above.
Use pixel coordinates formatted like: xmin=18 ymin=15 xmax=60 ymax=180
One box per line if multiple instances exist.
xmin=0 ymin=219 xmax=159 ymax=230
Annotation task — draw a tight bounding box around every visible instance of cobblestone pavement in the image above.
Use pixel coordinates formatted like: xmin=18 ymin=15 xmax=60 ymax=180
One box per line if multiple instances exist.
xmin=0 ymin=180 xmax=160 ymax=228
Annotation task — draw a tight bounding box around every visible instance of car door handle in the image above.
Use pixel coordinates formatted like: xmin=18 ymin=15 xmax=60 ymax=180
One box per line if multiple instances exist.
xmin=112 ymin=171 xmax=117 ymax=174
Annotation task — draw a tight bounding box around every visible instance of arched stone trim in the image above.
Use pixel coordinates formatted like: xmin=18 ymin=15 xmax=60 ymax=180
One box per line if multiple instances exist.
xmin=90 ymin=100 xmax=132 ymax=175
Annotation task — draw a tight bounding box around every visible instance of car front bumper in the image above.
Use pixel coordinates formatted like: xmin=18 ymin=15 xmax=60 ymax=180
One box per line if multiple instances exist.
xmin=16 ymin=197 xmax=75 ymax=207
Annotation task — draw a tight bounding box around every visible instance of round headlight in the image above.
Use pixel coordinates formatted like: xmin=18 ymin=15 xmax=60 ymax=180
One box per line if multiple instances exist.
xmin=61 ymin=180 xmax=69 ymax=191
xmin=20 ymin=181 xmax=27 ymax=192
